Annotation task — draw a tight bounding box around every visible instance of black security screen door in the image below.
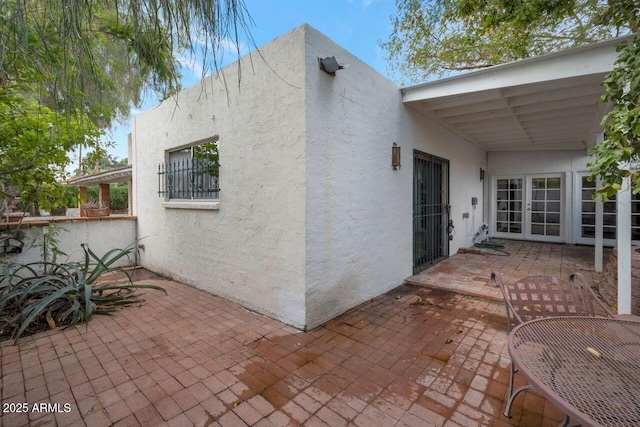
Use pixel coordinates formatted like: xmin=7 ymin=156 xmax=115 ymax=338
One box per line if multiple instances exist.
xmin=413 ymin=150 xmax=450 ymax=274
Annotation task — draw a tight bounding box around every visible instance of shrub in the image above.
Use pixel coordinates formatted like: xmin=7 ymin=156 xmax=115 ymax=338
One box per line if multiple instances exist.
xmin=0 ymin=243 xmax=165 ymax=343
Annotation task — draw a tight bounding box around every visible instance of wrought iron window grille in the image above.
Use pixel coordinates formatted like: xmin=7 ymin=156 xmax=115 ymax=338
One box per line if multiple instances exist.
xmin=158 ymin=158 xmax=220 ymax=200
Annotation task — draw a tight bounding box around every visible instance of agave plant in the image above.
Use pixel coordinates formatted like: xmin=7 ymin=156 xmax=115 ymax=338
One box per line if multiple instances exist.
xmin=0 ymin=243 xmax=165 ymax=343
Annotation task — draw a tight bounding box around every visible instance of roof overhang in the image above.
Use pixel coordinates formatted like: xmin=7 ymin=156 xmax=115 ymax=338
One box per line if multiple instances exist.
xmin=402 ymin=36 xmax=633 ymax=152
xmin=66 ymin=165 xmax=132 ymax=187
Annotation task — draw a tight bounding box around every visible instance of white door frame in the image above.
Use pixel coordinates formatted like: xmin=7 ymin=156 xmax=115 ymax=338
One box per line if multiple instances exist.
xmin=525 ymin=173 xmax=564 ymax=242
xmin=492 ymin=173 xmax=566 ymax=242
xmin=492 ymin=175 xmax=525 ymax=240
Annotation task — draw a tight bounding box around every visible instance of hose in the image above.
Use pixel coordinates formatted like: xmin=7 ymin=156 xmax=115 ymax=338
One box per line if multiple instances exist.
xmin=474 ymin=241 xmax=510 ymax=256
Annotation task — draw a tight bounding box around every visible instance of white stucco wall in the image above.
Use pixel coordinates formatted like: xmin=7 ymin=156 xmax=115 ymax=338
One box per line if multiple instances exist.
xmin=488 ymin=150 xmax=590 ymax=175
xmin=132 ymin=24 xmax=487 ymax=331
xmin=1 ymin=220 xmax=137 ymax=267
xmin=303 ymin=27 xmax=486 ymax=329
xmin=405 ymin=110 xmax=488 ymax=249
xmin=132 ymin=26 xmax=308 ymax=328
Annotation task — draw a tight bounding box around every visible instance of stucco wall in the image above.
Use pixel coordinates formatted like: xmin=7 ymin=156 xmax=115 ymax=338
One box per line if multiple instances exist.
xmin=133 ymin=24 xmax=488 ymax=331
xmin=488 ymin=150 xmax=590 ymax=174
xmin=1 ymin=220 xmax=137 ymax=267
xmin=405 ymin=110 xmax=488 ymax=249
xmin=303 ymin=27 xmax=487 ymax=329
xmin=132 ymin=26 xmax=308 ymax=328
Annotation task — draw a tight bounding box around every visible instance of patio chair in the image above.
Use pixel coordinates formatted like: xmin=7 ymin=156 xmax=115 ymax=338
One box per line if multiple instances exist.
xmin=490 ymin=271 xmax=614 ymax=419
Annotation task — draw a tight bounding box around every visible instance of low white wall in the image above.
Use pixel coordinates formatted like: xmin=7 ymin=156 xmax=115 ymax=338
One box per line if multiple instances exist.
xmin=1 ymin=219 xmax=137 ymax=268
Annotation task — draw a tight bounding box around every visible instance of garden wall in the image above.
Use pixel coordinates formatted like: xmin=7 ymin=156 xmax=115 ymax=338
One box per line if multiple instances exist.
xmin=0 ymin=218 xmax=137 ymax=268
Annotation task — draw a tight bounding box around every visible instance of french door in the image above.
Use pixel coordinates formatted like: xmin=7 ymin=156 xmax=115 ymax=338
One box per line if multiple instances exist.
xmin=576 ymin=172 xmax=640 ymax=246
xmin=493 ymin=174 xmax=564 ymax=242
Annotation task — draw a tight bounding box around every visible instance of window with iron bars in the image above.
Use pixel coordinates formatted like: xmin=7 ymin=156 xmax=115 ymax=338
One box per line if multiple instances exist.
xmin=158 ymin=140 xmax=220 ymax=200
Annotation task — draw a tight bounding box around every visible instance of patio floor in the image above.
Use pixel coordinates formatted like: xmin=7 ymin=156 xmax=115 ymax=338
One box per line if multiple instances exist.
xmin=0 ymin=239 xmax=608 ymax=426
xmin=407 ymin=238 xmax=610 ymax=306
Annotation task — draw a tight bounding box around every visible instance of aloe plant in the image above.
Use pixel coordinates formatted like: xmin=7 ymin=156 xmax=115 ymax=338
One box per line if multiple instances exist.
xmin=0 ymin=243 xmax=165 ymax=343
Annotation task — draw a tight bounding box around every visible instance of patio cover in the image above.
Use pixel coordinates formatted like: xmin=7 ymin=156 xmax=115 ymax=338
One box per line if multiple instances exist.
xmin=66 ymin=165 xmax=133 ymax=216
xmin=66 ymin=164 xmax=132 ymax=187
xmin=401 ymin=35 xmax=634 ymax=314
xmin=401 ymin=36 xmax=633 ymax=151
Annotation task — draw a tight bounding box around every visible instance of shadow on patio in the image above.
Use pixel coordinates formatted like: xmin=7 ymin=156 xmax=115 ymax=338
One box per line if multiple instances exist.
xmin=0 ymin=239 xmax=606 ymax=426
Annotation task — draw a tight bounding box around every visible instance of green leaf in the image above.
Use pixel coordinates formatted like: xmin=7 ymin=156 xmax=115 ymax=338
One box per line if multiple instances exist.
xmin=1 ymin=241 xmax=164 ymax=342
xmin=14 ymin=286 xmax=75 ymax=343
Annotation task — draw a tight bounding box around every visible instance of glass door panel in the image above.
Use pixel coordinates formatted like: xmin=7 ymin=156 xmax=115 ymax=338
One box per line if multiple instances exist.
xmin=494 ymin=174 xmax=564 ymax=242
xmin=494 ymin=177 xmax=524 ymax=238
xmin=526 ymin=175 xmax=563 ymax=241
xmin=578 ymin=174 xmax=640 ymax=245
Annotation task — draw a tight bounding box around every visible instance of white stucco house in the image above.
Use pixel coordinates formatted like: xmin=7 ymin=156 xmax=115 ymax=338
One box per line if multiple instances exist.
xmin=131 ymin=24 xmax=637 ymax=330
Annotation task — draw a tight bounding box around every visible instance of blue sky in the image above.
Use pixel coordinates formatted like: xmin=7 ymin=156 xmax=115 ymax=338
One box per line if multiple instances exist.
xmin=105 ymin=0 xmax=398 ymax=161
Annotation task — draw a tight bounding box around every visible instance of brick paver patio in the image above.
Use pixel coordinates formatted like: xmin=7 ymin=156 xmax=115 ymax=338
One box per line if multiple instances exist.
xmin=407 ymin=239 xmax=610 ymax=305
xmin=0 ymin=239 xmax=607 ymax=426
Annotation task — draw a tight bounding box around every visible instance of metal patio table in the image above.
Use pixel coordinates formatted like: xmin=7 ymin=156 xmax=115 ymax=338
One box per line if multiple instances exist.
xmin=507 ymin=316 xmax=640 ymax=426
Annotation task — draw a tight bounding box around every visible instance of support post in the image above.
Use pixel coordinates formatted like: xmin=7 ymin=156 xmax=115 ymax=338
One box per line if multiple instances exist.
xmin=128 ymin=179 xmax=133 ymax=216
xmin=99 ymin=183 xmax=111 ymax=210
xmin=595 ymin=176 xmax=604 ymax=272
xmin=78 ymin=186 xmax=88 ymax=216
xmin=617 ymin=175 xmax=632 ymax=314
xmin=594 ymin=133 xmax=604 ymax=273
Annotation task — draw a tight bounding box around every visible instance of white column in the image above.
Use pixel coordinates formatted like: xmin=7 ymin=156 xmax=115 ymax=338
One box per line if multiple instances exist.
xmin=128 ymin=133 xmax=135 ymax=216
xmin=617 ymin=175 xmax=632 ymax=314
xmin=595 ymin=177 xmax=604 ymax=272
xmin=128 ymin=178 xmax=133 ymax=216
xmin=594 ymin=133 xmax=604 ymax=273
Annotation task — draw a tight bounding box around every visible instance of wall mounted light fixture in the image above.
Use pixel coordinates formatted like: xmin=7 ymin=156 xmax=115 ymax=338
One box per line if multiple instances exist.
xmin=318 ymin=56 xmax=344 ymax=75
xmin=392 ymin=143 xmax=401 ymax=170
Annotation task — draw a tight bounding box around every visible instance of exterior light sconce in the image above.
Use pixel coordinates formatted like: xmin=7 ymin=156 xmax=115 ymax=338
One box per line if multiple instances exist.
xmin=318 ymin=56 xmax=344 ymax=75
xmin=392 ymin=143 xmax=401 ymax=170
xmin=480 ymin=168 xmax=485 ymax=181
